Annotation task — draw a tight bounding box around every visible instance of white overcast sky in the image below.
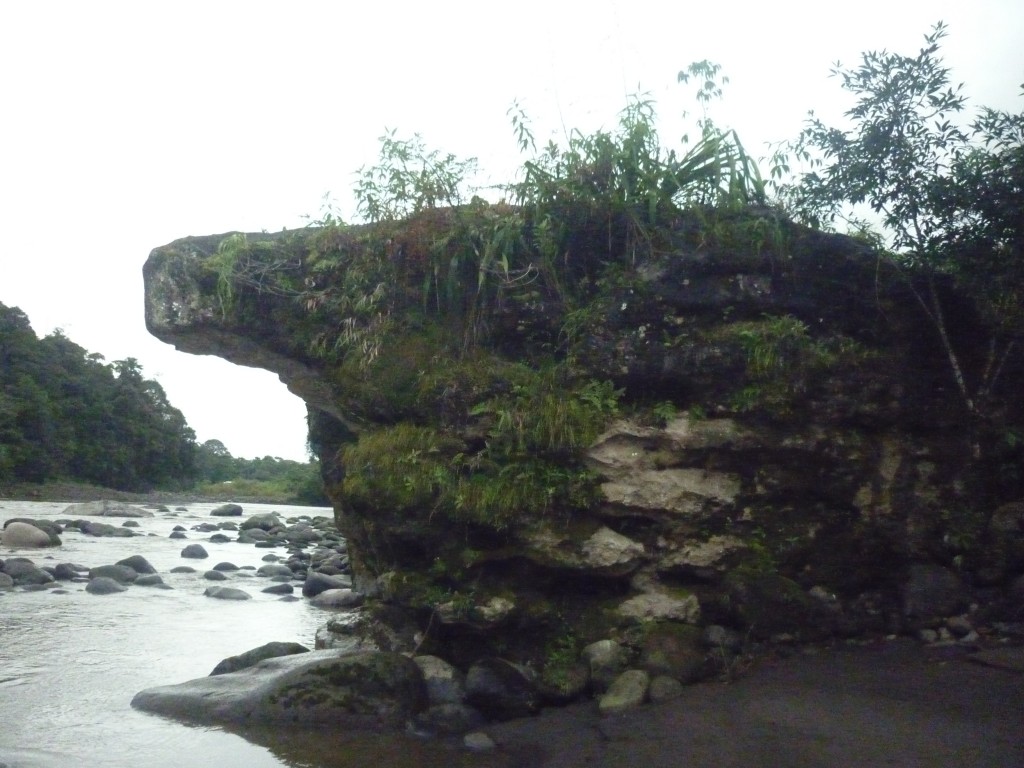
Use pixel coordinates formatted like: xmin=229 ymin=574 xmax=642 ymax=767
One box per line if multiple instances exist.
xmin=1 ymin=1 xmax=1021 ymax=461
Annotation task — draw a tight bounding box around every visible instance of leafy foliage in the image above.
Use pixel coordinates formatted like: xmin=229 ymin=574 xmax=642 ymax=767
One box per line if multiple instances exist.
xmin=339 ymin=362 xmax=616 ymax=530
xmin=703 ymin=315 xmax=871 ymax=418
xmin=509 ymin=87 xmax=765 ymax=293
xmin=354 ymin=130 xmax=477 ymax=222
xmin=212 ymin=63 xmax=768 ymax=372
xmin=781 ymin=23 xmax=974 ymax=255
xmin=777 ymin=22 xmax=1024 ymax=433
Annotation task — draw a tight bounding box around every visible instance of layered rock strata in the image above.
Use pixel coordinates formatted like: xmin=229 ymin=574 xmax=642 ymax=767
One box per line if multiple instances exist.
xmin=143 ymin=208 xmax=1024 ymax=717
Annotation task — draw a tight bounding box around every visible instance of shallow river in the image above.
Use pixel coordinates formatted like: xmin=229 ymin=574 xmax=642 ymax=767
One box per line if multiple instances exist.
xmin=0 ymin=500 xmax=499 ymax=768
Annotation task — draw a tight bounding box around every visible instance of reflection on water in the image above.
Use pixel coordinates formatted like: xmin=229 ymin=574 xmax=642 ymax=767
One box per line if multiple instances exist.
xmin=226 ymin=723 xmax=517 ymax=768
xmin=0 ymin=500 xmax=509 ymax=768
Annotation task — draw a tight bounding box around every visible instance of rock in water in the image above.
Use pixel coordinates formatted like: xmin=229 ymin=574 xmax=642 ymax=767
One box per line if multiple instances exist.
xmin=131 ymin=650 xmax=427 ymax=728
xmin=62 ymin=500 xmax=154 ymax=518
xmin=302 ymin=571 xmax=350 ymax=598
xmin=240 ymin=513 xmax=281 ymax=532
xmin=204 ymin=586 xmax=251 ymax=600
xmin=88 ymin=564 xmax=138 ymax=584
xmin=210 ymin=503 xmax=243 ymax=517
xmin=211 ymin=641 xmax=310 ymax=675
xmin=309 ymin=588 xmax=364 ymax=608
xmin=2 ymin=558 xmax=55 ymax=586
xmin=1 ymin=522 xmax=56 ymax=548
xmin=116 ymin=555 xmax=157 ymax=574
xmin=181 ymin=544 xmax=209 ymax=559
xmin=87 ymin=577 xmax=128 ymax=595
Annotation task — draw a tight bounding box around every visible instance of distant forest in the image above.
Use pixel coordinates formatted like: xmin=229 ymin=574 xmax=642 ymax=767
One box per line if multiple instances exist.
xmin=0 ymin=301 xmax=324 ymax=503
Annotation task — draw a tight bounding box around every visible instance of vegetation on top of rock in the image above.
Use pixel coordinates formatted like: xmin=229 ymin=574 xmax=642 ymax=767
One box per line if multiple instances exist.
xmin=141 ymin=28 xmax=1024 ymax=690
xmin=775 ymin=21 xmax=1024 ymax=459
xmin=204 ymin=60 xmax=768 ymax=362
xmin=196 ymin=38 xmax=1022 ymax=535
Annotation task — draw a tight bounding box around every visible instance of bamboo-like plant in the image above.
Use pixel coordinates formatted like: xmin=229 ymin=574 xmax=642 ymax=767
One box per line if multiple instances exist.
xmin=508 ymin=74 xmax=766 ymax=291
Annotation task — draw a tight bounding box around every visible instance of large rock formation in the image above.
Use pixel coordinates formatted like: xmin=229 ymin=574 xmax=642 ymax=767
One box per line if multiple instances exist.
xmin=144 ymin=205 xmax=1024 ymax=714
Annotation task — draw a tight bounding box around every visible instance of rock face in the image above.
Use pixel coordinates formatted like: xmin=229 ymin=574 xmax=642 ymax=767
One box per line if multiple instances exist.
xmin=131 ymin=649 xmax=427 ymax=727
xmin=143 ymin=206 xmax=1024 ymax=713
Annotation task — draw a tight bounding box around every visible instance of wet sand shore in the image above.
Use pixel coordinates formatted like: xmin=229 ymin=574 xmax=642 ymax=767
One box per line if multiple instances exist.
xmin=227 ymin=639 xmax=1023 ymax=768
xmin=480 ymin=639 xmax=1023 ymax=768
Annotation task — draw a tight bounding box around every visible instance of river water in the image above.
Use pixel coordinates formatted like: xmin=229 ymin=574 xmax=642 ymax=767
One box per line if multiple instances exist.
xmin=0 ymin=500 xmax=501 ymax=768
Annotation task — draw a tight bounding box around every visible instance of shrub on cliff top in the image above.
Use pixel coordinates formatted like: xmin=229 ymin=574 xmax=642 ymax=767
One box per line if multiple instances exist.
xmin=776 ymin=21 xmax=1024 ymax=456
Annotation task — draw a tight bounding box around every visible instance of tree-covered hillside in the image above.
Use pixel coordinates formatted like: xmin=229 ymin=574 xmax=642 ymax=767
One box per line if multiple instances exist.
xmin=0 ymin=302 xmax=196 ymax=490
xmin=1 ymin=301 xmax=327 ymax=502
xmin=192 ymin=438 xmax=327 ymax=505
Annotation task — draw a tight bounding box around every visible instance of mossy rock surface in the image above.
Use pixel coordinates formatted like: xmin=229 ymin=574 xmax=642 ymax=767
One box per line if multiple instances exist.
xmin=132 ymin=650 xmax=427 ymax=728
xmin=636 ymin=622 xmax=710 ymax=684
xmin=723 ymin=569 xmax=837 ymax=640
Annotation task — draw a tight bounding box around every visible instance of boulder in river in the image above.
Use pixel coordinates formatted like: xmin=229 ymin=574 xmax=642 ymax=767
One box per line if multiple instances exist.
xmin=135 ymin=574 xmax=170 ymax=588
xmin=204 ymin=586 xmax=251 ymax=600
xmin=302 ymin=571 xmax=350 ymax=598
xmin=51 ymin=563 xmax=83 ymax=580
xmin=256 ymin=563 xmax=294 ymax=578
xmin=181 ymin=544 xmax=209 ymax=559
xmin=210 ymin=641 xmax=310 ymax=675
xmin=240 ymin=513 xmax=282 ymax=532
xmin=62 ymin=500 xmax=154 ymax=518
xmin=309 ymin=588 xmax=364 ymax=608
xmin=86 ymin=576 xmax=128 ymax=595
xmin=131 ymin=649 xmax=427 ymax=728
xmin=1 ymin=521 xmax=58 ymax=548
xmin=116 ymin=555 xmax=157 ymax=574
xmin=261 ymin=582 xmax=294 ymax=595
xmin=88 ymin=564 xmax=138 ymax=584
xmin=210 ymin=503 xmax=243 ymax=517
xmin=1 ymin=558 xmax=55 ymax=586
xmin=77 ymin=520 xmax=137 ymax=537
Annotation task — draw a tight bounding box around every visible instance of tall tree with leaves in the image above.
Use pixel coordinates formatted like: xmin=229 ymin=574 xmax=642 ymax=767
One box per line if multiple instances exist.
xmin=779 ymin=22 xmax=1024 ymax=457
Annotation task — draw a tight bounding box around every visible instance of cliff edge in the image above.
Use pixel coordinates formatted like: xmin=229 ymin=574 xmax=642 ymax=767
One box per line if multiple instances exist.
xmin=144 ymin=204 xmax=1024 ymax=711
